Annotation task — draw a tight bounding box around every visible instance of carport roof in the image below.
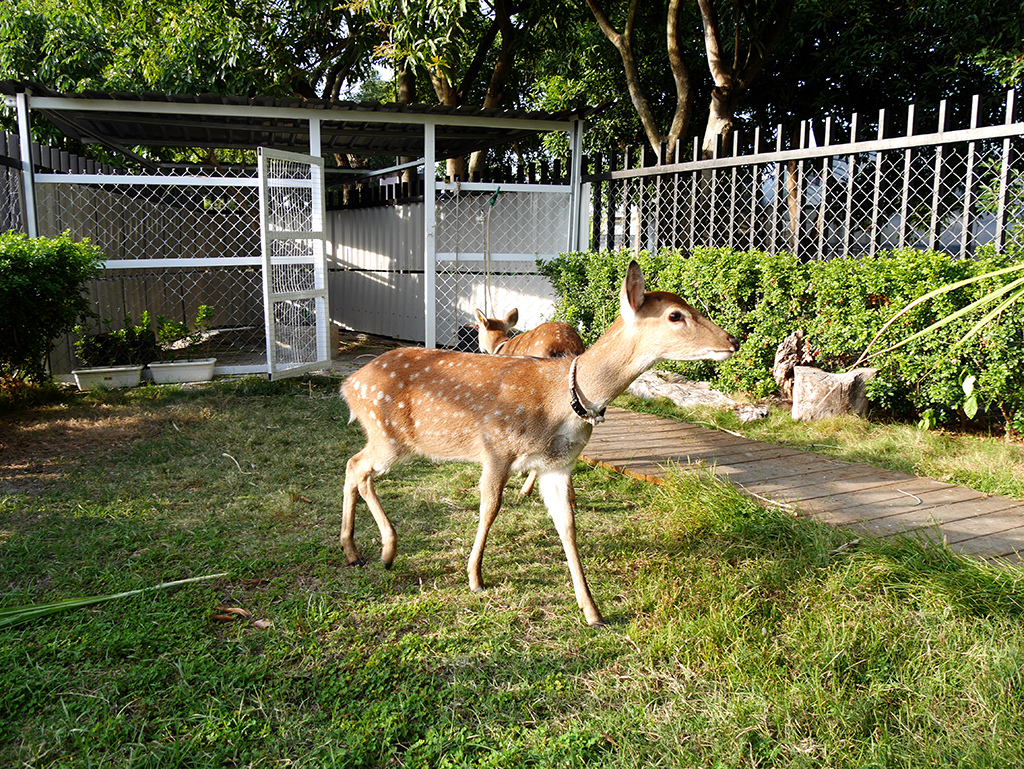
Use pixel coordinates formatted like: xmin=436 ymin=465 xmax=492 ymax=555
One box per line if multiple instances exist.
xmin=1 ymin=81 xmax=598 ymax=163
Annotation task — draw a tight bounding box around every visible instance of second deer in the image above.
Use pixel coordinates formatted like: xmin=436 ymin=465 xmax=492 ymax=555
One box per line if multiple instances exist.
xmin=475 ymin=307 xmax=586 ymax=358
xmin=340 ymin=261 xmax=737 ymax=626
xmin=475 ymin=307 xmax=587 ymax=498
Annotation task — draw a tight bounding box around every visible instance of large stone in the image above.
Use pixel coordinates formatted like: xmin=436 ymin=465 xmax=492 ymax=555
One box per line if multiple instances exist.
xmin=792 ymin=366 xmax=877 ymax=421
xmin=627 ymin=370 xmax=737 ymax=409
xmin=772 ymin=330 xmax=816 ymax=398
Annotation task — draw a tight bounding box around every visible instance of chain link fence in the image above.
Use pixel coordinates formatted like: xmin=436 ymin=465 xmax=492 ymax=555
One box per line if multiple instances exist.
xmin=32 ymin=175 xmax=267 ymax=375
xmin=433 ymin=184 xmax=571 ymax=349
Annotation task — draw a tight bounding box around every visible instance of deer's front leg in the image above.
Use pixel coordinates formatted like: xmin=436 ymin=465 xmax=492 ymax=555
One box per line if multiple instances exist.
xmin=539 ymin=469 xmax=605 ymax=627
xmin=467 ymin=460 xmax=511 ymax=593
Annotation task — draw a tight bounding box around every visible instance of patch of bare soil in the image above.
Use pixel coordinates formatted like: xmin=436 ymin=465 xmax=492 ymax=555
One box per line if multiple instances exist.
xmin=0 ymin=406 xmax=164 ymax=495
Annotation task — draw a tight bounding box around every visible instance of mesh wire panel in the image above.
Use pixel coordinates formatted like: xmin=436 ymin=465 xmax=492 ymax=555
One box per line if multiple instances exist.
xmin=270 ymin=297 xmax=318 ymax=366
xmin=592 ymin=136 xmax=1024 ymax=261
xmin=0 ymin=164 xmax=23 ymax=233
xmin=1002 ymin=140 xmax=1024 ymax=251
xmin=264 ymin=156 xmax=315 ymax=234
xmin=33 ymin=179 xmax=266 ymax=373
xmin=434 ymin=187 xmax=570 ymax=349
xmin=260 ymin=152 xmax=325 ymax=371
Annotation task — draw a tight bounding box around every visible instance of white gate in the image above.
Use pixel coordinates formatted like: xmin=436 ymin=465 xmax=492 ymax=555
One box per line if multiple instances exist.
xmin=258 ymin=148 xmax=330 ymax=379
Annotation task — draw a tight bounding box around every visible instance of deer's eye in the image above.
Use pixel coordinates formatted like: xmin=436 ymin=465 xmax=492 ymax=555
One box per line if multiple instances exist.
xmin=668 ymin=310 xmax=686 ymax=323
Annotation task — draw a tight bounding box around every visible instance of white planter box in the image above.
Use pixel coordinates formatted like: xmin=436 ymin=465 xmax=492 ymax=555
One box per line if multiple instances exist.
xmin=73 ymin=365 xmax=145 ymax=390
xmin=148 ymin=357 xmax=217 ymax=384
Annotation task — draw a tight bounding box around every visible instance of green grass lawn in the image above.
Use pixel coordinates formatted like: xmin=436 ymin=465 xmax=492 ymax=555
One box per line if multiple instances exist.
xmin=2 ymin=376 xmax=1023 ymax=768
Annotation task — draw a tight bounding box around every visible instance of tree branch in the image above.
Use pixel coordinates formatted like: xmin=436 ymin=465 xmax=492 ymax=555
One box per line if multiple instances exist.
xmin=457 ymin=18 xmax=500 ymax=105
xmin=587 ymin=0 xmax=665 ymax=152
xmin=697 ymin=0 xmax=730 ymax=86
xmin=665 ymin=0 xmax=693 ymax=147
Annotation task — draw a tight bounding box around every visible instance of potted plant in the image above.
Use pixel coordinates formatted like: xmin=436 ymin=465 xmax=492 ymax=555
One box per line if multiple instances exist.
xmin=72 ymin=313 xmax=160 ymax=390
xmin=149 ymin=305 xmax=216 ymax=384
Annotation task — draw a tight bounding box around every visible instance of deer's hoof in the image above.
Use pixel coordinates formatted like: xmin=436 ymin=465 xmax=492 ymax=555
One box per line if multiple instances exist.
xmin=588 ymin=618 xmax=609 ymax=628
xmin=381 ymin=558 xmax=393 ymax=570
xmin=346 ymin=557 xmax=368 ymax=568
xmin=472 ymin=587 xmax=486 ymax=595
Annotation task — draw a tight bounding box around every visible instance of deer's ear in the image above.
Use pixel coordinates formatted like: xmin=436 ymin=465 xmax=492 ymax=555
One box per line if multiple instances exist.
xmin=474 ymin=308 xmax=487 ymax=325
xmin=504 ymin=308 xmax=519 ymax=329
xmin=620 ymin=260 xmax=646 ymax=324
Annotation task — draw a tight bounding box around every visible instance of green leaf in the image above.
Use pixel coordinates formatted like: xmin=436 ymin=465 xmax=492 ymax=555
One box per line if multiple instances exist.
xmin=964 ymin=392 xmax=979 ymax=419
xmin=0 ymin=572 xmax=228 ymax=629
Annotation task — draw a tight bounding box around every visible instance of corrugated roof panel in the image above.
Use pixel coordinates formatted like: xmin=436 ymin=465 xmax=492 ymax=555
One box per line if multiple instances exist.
xmin=1 ymin=81 xmax=602 ymax=163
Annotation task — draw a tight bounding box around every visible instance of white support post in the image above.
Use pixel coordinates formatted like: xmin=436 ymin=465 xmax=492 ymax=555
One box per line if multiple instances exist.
xmin=960 ymin=95 xmax=980 ymax=257
xmin=423 ymin=122 xmax=437 ymax=349
xmin=309 ymin=116 xmax=322 ymax=158
xmin=869 ymin=109 xmax=885 ymax=258
xmin=817 ymin=117 xmax=832 ymax=257
xmin=898 ymin=104 xmax=915 ymax=249
xmin=15 ymin=92 xmax=38 ymax=238
xmin=994 ymin=89 xmax=1014 ymax=253
xmin=928 ymin=100 xmax=947 ymax=251
xmin=567 ymin=119 xmax=585 ymax=252
xmin=843 ymin=113 xmax=858 ymax=259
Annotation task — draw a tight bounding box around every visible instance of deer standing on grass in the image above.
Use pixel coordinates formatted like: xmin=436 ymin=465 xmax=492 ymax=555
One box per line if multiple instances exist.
xmin=475 ymin=307 xmax=587 ymax=499
xmin=474 ymin=308 xmax=586 ymax=359
xmin=340 ymin=261 xmax=737 ymax=626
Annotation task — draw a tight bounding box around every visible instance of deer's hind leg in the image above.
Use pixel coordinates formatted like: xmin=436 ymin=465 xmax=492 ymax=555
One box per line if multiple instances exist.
xmin=520 ymin=469 xmax=576 ymax=510
xmin=341 ymin=446 xmax=399 ymax=568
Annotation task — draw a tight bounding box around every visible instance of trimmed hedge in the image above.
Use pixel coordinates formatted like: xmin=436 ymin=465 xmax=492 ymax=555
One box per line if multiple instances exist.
xmin=539 ymin=246 xmax=1024 ymax=431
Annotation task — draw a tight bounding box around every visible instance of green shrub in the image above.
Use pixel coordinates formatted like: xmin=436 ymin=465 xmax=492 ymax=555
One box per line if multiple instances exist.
xmin=155 ymin=304 xmax=214 ymax=361
xmin=540 ymin=246 xmax=1024 ymax=429
xmin=0 ymin=231 xmax=104 ymax=382
xmin=73 ymin=313 xmax=161 ymax=368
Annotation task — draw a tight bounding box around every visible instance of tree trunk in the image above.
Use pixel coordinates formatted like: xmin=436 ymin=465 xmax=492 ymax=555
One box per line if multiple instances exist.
xmin=792 ymin=366 xmax=877 ymax=421
xmin=397 ymin=64 xmax=418 ymax=186
xmin=697 ymin=0 xmax=795 ymax=159
xmin=786 ymin=158 xmax=800 ymax=249
xmin=469 ymin=16 xmax=517 ymax=178
xmin=701 ymin=85 xmax=734 ymax=159
xmin=428 ymin=71 xmax=468 ymax=179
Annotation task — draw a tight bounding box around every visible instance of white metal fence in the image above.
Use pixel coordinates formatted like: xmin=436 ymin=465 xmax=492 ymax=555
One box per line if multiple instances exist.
xmin=0 ymin=135 xmax=271 ymax=376
xmin=0 ymin=133 xmax=22 ymax=233
xmin=586 ymin=90 xmax=1024 ymax=259
xmin=330 ymin=181 xmax=575 ymax=348
xmin=257 ymin=148 xmax=331 ymax=378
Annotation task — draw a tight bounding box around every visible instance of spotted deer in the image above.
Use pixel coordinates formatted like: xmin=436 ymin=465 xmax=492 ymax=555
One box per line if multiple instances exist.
xmin=340 ymin=261 xmax=737 ymax=626
xmin=474 ymin=308 xmax=586 ymax=358
xmin=475 ymin=307 xmax=587 ymax=499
